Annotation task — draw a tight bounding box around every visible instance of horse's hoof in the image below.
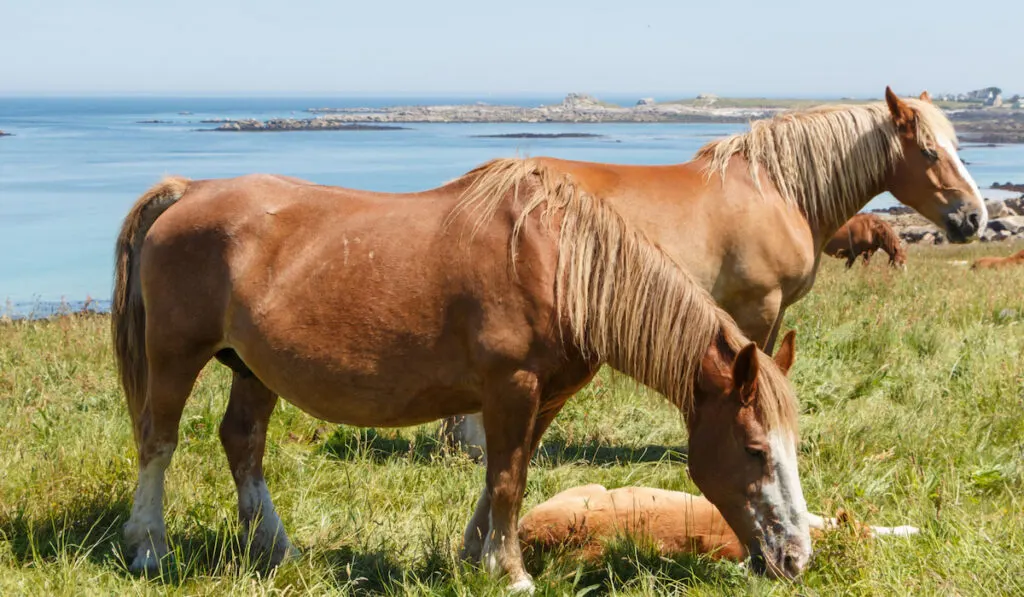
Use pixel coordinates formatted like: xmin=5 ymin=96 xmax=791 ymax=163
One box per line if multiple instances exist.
xmin=266 ymin=541 xmax=301 ymax=567
xmin=129 ymin=548 xmax=168 ymax=577
xmin=509 ymin=576 xmax=536 ymax=594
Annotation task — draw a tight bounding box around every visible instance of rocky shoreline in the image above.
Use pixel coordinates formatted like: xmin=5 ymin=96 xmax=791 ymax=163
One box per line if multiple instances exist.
xmin=0 ymin=130 xmax=11 ymax=137
xmin=943 ymin=108 xmax=1024 ymax=143
xmin=874 ymin=190 xmax=1024 ymax=245
xmin=302 ymin=93 xmax=772 ymax=124
xmin=194 ymin=93 xmax=1024 ymax=140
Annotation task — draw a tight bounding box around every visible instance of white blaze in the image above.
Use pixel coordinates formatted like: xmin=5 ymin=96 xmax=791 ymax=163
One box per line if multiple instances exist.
xmin=936 ymin=134 xmax=989 ymax=234
xmin=757 ymin=430 xmax=811 ymax=569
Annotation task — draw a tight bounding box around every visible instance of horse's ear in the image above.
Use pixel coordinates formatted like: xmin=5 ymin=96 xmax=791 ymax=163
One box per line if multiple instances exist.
xmin=773 ymin=331 xmax=796 ymax=376
xmin=732 ymin=342 xmax=760 ymax=405
xmin=919 ymin=90 xmax=932 ymax=103
xmin=885 ymin=86 xmax=916 ymax=131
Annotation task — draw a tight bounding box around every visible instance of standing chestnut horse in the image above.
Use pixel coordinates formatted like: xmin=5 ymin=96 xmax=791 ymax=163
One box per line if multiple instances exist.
xmin=113 ymin=167 xmax=809 ymax=590
xmin=824 ymin=213 xmax=907 ymax=269
xmin=448 ymin=87 xmax=987 ymax=454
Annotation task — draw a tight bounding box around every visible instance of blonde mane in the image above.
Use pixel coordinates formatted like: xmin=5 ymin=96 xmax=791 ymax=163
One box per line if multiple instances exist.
xmin=696 ymin=99 xmax=957 ymax=226
xmin=452 ymin=158 xmax=797 ymax=434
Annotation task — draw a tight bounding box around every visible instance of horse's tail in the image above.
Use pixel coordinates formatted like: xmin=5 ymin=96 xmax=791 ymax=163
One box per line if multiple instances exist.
xmin=112 ymin=176 xmax=190 ymax=444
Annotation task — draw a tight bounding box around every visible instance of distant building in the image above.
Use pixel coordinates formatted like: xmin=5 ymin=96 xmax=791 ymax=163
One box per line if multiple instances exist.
xmin=967 ymin=86 xmax=1002 ymax=103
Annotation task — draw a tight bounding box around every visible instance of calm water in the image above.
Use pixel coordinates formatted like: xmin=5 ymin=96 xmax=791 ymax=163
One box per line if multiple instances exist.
xmin=2 ymin=96 xmax=1023 ymax=313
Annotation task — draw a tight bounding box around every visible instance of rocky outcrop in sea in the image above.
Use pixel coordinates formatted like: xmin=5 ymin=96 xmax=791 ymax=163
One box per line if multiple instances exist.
xmin=210 ymin=119 xmax=408 ymax=132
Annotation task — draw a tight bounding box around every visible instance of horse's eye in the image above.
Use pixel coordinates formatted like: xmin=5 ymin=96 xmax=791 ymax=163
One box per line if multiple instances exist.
xmin=745 ymin=446 xmax=766 ymax=460
xmin=921 ymin=148 xmax=939 ymax=162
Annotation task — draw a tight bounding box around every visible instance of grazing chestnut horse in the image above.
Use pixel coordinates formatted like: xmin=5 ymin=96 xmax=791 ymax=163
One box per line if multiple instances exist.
xmin=519 ymin=484 xmax=919 ymax=563
xmin=972 ymin=249 xmax=1024 ymax=270
xmin=824 ymin=213 xmax=907 ymax=269
xmin=448 ymin=87 xmax=988 ymax=455
xmin=113 ymin=167 xmax=810 ymax=591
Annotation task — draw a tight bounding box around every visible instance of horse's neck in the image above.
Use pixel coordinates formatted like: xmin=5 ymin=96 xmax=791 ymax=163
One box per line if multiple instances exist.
xmin=809 ymin=188 xmax=888 ymax=251
xmin=718 ymin=154 xmax=888 ymax=250
xmin=874 ymin=225 xmax=896 ymax=256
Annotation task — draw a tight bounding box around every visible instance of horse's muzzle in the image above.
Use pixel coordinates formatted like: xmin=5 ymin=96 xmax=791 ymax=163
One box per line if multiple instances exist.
xmin=748 ymin=542 xmax=808 ymax=579
xmin=945 ymin=209 xmax=983 ymax=244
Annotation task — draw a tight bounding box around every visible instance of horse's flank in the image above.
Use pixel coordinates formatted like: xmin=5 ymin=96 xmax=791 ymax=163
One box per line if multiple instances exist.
xmin=454 ymin=158 xmax=797 ymax=433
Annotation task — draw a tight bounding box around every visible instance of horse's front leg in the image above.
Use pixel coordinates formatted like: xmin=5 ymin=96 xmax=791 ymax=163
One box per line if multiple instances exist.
xmin=476 ymin=370 xmax=540 ymax=593
xmin=219 ymin=372 xmax=294 ymax=566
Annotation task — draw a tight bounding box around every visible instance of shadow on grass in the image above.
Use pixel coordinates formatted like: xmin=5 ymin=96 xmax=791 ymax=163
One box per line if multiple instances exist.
xmin=0 ymin=496 xmax=132 ymax=569
xmin=319 ymin=427 xmax=687 ymax=467
xmin=320 ymin=427 xmax=443 ymax=464
xmin=527 ymin=536 xmax=746 ymax=594
xmin=316 ymin=544 xmax=455 ymax=595
xmin=0 ymin=495 xmax=289 ymax=585
xmin=0 ymin=494 xmax=745 ymax=594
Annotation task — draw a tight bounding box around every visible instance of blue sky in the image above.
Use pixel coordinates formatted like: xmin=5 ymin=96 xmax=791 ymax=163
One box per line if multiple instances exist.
xmin=2 ymin=0 xmax=1020 ymax=97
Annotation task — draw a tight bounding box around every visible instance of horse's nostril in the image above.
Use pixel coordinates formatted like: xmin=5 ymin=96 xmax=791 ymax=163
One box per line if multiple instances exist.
xmin=783 ymin=554 xmax=801 ymax=577
xmin=967 ymin=212 xmax=981 ymax=234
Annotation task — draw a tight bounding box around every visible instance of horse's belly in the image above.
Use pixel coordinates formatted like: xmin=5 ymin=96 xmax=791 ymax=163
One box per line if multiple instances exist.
xmin=225 ymin=284 xmax=492 ymax=427
xmin=236 ymin=343 xmax=484 ymax=427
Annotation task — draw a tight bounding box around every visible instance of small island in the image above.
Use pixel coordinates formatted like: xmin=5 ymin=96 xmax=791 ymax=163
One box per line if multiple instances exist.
xmin=208 ymin=118 xmax=409 ymax=132
xmin=993 ymin=182 xmax=1024 ymax=193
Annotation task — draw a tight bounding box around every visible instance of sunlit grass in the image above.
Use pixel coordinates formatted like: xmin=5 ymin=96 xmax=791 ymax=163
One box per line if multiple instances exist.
xmin=1 ymin=241 xmax=1022 ymax=595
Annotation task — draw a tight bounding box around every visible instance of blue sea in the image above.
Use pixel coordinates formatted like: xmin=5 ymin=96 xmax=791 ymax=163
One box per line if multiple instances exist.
xmin=2 ymin=96 xmax=1023 ymax=316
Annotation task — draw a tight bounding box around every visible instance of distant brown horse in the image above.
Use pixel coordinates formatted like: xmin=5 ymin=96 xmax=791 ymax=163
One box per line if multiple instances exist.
xmin=519 ymin=484 xmax=919 ymax=563
xmin=824 ymin=213 xmax=907 ymax=269
xmin=448 ymin=88 xmax=988 ymax=456
xmin=972 ymin=249 xmax=1024 ymax=270
xmin=113 ymin=168 xmax=810 ymax=591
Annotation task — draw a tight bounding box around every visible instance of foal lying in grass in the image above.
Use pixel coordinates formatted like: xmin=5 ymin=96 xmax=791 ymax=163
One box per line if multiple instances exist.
xmin=520 ymin=484 xmax=918 ymax=563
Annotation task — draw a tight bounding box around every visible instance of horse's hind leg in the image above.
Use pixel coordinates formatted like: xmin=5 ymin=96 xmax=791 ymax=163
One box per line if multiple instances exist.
xmin=444 ymin=413 xmax=487 ymax=462
xmin=219 ymin=371 xmax=293 ymax=566
xmin=124 ymin=351 xmax=210 ymax=575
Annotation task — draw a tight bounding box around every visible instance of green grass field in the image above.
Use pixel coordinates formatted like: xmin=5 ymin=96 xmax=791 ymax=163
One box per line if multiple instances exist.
xmin=1 ymin=241 xmax=1023 ymax=596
